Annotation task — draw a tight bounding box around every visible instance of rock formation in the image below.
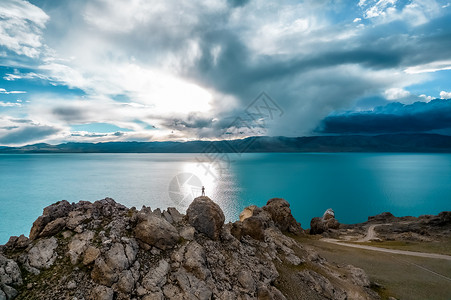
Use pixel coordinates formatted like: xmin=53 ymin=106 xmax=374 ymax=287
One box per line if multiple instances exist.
xmin=0 ymin=197 xmax=379 ymax=300
xmin=310 ymin=208 xmax=340 ymax=235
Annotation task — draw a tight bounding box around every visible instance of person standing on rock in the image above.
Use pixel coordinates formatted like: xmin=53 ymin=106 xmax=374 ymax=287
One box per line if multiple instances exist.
xmin=201 ymin=186 xmax=205 ymax=196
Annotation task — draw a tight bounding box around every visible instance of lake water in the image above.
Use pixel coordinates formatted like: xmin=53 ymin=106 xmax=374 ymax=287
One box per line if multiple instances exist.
xmin=1 ymin=153 xmax=451 ymax=244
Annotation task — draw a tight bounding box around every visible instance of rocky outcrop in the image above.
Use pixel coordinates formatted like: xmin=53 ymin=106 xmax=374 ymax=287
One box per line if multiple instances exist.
xmin=0 ymin=197 xmax=380 ymax=300
xmin=367 ymin=212 xmax=396 ymax=223
xmin=310 ymin=208 xmax=340 ymax=235
xmin=263 ymin=198 xmax=302 ymax=234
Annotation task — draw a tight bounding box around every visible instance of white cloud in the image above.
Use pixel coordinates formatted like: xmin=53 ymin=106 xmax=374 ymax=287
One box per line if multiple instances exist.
xmin=360 ymin=0 xmax=441 ymax=26
xmin=0 ymin=88 xmax=26 ymax=94
xmin=0 ymin=101 xmax=21 ymax=107
xmin=3 ymin=70 xmax=49 ymax=81
xmin=440 ymin=91 xmax=451 ymax=99
xmin=419 ymin=94 xmax=433 ymax=102
xmin=353 ymin=18 xmax=362 ymax=22
xmin=384 ymin=88 xmax=411 ymax=100
xmin=405 ymin=60 xmax=451 ymax=74
xmin=0 ymin=0 xmax=49 ymax=57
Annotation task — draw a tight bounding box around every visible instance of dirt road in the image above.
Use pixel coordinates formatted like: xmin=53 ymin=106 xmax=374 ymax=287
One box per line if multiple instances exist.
xmin=321 ymin=238 xmax=451 ymax=261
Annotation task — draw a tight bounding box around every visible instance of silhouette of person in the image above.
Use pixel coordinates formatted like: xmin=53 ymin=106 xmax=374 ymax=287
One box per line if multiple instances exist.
xmin=201 ymin=186 xmax=205 ymax=196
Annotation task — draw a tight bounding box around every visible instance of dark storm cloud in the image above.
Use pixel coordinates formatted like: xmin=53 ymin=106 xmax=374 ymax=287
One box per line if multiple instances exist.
xmin=319 ymin=99 xmax=451 ymax=134
xmin=0 ymin=125 xmax=60 ymax=144
xmin=52 ymin=106 xmax=88 ymax=122
xmin=227 ymin=0 xmax=250 ymax=7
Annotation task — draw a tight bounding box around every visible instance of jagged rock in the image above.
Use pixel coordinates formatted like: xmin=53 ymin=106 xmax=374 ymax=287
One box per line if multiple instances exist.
xmin=263 ymin=198 xmax=302 ymax=234
xmin=183 ymin=241 xmax=211 ymax=280
xmin=285 ymin=254 xmax=302 ymax=266
xmin=29 ymin=200 xmax=73 ymax=240
xmin=237 ymin=270 xmax=256 ymax=293
xmin=91 ymin=257 xmax=118 ymax=287
xmin=1 ymin=197 xmax=381 ymax=300
xmin=4 ymin=235 xmax=29 ymax=249
xmin=40 ymin=217 xmax=66 ymax=237
xmin=239 ymin=205 xmax=258 ymax=221
xmin=135 ymin=216 xmax=180 ymax=250
xmin=142 ymin=259 xmax=170 ymax=290
xmin=83 ymin=246 xmax=101 ymax=265
xmin=179 ymin=226 xmax=195 ymax=241
xmin=242 ymin=216 xmax=265 ymax=240
xmin=27 ymin=237 xmax=58 ymax=269
xmin=175 ymin=268 xmax=212 ymax=300
xmin=186 ymin=196 xmax=225 ymax=240
xmin=346 ymin=265 xmax=370 ymax=287
xmin=310 ymin=208 xmax=340 ymax=235
xmin=0 ymin=283 xmax=18 ymax=300
xmin=66 ymin=210 xmax=90 ymax=229
xmin=298 ymin=270 xmax=346 ymax=300
xmin=438 ymin=211 xmax=451 ymax=224
xmin=368 ymin=212 xmax=396 ymax=223
xmin=67 ymin=230 xmax=95 ymax=265
xmin=323 ymin=208 xmax=335 ymax=220
xmin=43 ymin=200 xmax=73 ymax=219
xmin=0 ymin=254 xmax=22 ymax=299
xmin=168 ymin=207 xmax=184 ymax=223
xmin=163 ymin=210 xmax=173 ymax=224
xmin=105 ymin=243 xmax=130 ymax=271
xmin=115 ymin=269 xmax=135 ymax=293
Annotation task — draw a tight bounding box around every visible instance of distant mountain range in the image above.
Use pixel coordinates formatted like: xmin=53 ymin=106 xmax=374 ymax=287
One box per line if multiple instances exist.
xmin=1 ymin=134 xmax=451 ymax=153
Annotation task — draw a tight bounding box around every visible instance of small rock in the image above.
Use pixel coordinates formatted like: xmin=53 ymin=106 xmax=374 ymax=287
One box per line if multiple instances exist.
xmin=83 ymin=246 xmax=100 ymax=265
xmin=237 ymin=270 xmax=256 ymax=293
xmin=67 ymin=280 xmax=77 ymax=290
xmin=179 ymin=226 xmax=195 ymax=241
xmin=91 ymin=285 xmax=114 ymax=300
xmin=285 ymin=254 xmax=302 ymax=266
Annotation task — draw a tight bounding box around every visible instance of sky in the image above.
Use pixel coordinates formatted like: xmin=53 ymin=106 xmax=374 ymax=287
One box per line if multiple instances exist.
xmin=1 ymin=0 xmax=451 ymax=146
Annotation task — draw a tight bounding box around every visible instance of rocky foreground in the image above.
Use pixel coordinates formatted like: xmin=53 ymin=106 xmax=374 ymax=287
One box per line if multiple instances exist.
xmin=1 ymin=197 xmax=380 ymax=300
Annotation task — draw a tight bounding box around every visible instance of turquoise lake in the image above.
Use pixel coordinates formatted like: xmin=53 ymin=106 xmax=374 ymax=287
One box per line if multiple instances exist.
xmin=1 ymin=153 xmax=451 ymax=244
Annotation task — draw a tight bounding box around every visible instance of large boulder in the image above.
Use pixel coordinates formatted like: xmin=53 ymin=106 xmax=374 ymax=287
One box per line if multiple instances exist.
xmin=186 ymin=196 xmax=225 ymax=240
xmin=263 ymin=198 xmax=302 ymax=234
xmin=135 ymin=216 xmax=180 ymax=250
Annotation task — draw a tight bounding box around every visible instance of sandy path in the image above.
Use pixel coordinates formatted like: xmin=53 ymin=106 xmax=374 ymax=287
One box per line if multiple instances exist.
xmin=320 ymin=238 xmax=451 ymax=261
xmin=355 ymin=223 xmax=391 ymax=242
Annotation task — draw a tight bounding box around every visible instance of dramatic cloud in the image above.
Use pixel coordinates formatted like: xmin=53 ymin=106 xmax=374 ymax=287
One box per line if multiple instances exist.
xmin=0 ymin=123 xmax=61 ymax=144
xmin=0 ymin=0 xmax=451 ymax=145
xmin=319 ymin=99 xmax=451 ymax=134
